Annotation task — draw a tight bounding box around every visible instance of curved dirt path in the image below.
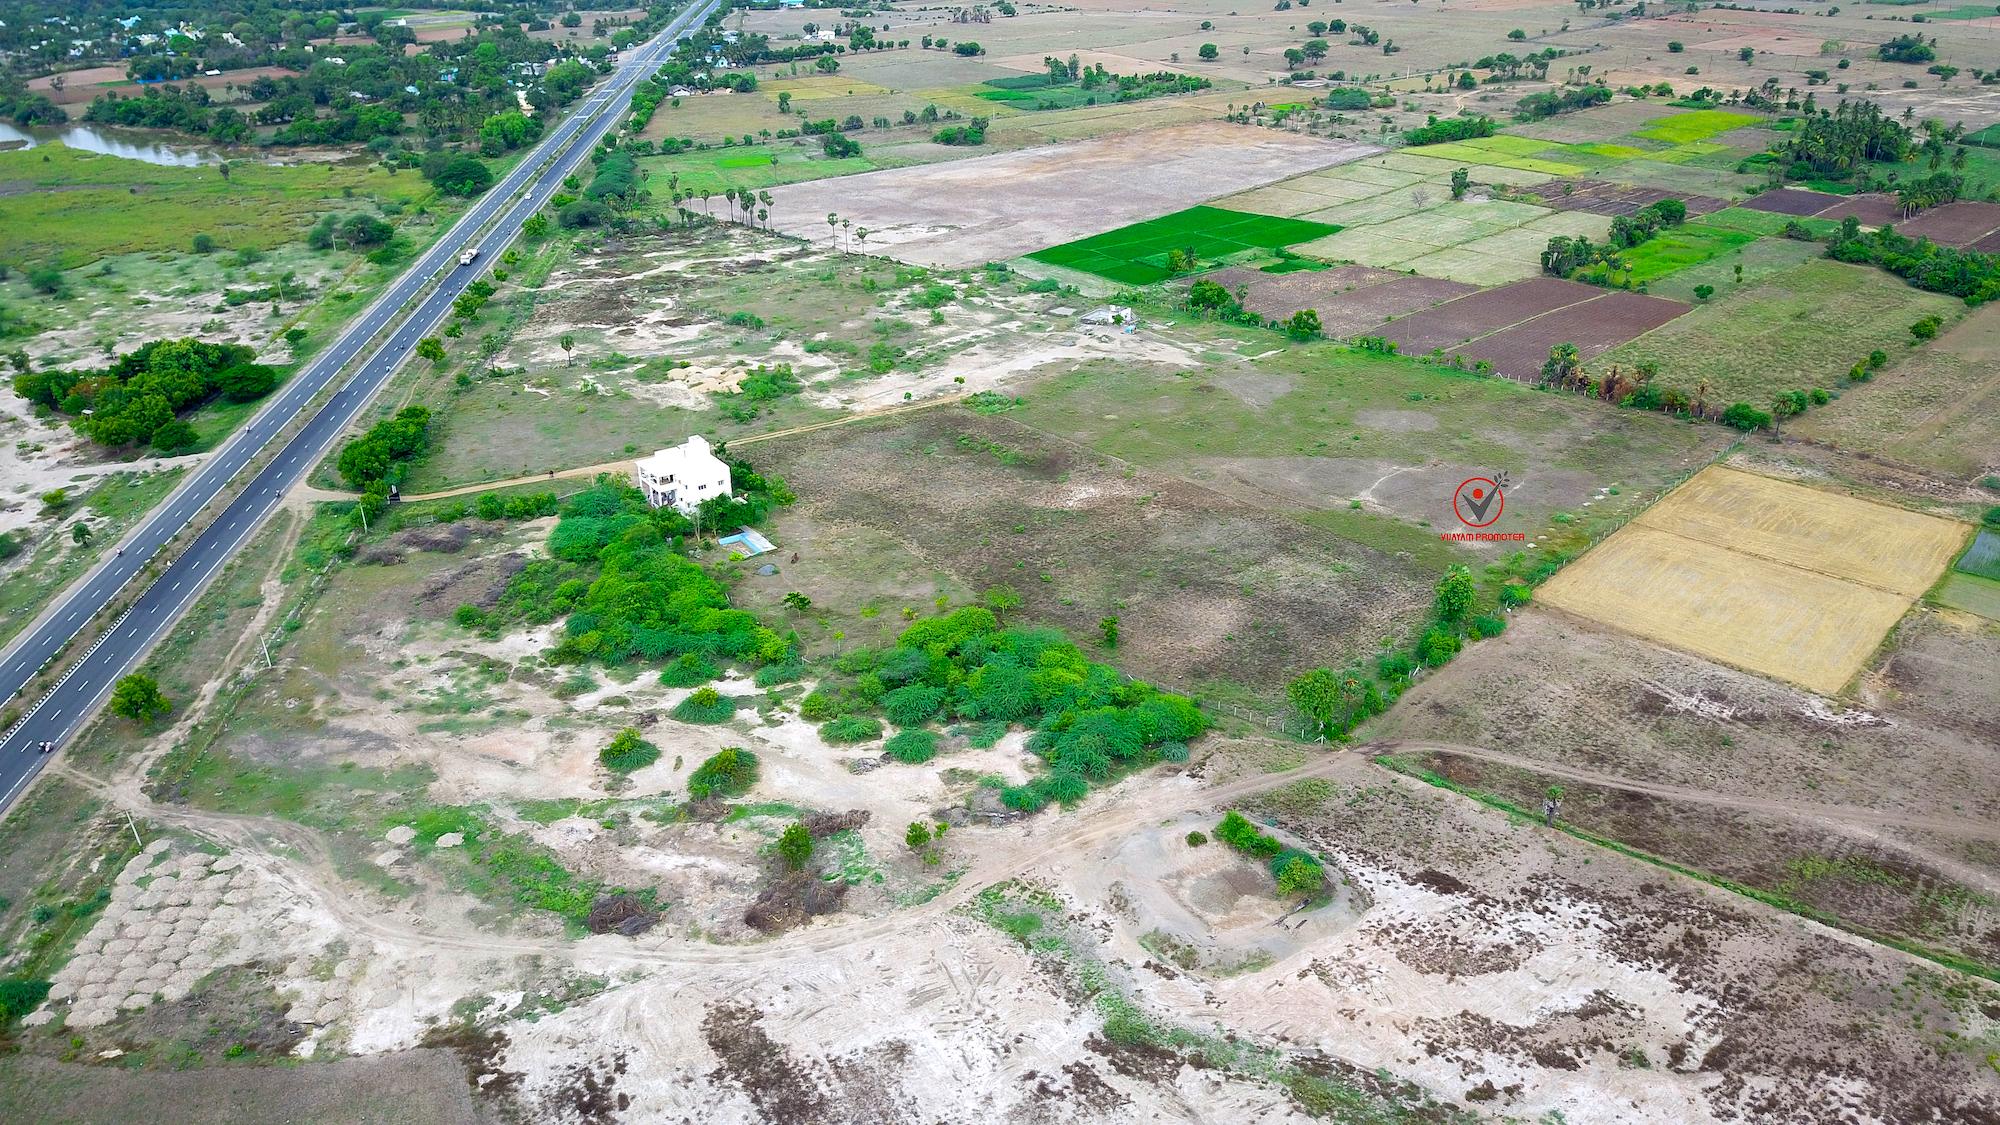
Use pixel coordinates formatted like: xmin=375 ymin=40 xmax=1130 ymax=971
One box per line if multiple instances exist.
xmin=1376 ymin=740 xmax=2000 ymax=897
xmin=298 ymin=395 xmax=969 ymax=505
xmin=56 ymin=736 xmax=2000 ymax=967
xmin=60 ymin=749 xmax=1367 ymax=968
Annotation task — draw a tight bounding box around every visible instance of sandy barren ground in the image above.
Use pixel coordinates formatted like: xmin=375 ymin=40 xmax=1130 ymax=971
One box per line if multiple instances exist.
xmin=33 ymin=742 xmax=2000 ymax=1123
xmin=767 ymin=124 xmax=1379 ymax=268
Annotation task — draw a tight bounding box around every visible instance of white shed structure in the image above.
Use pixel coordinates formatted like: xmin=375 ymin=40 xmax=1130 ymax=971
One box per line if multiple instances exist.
xmin=634 ymin=436 xmax=732 ymax=515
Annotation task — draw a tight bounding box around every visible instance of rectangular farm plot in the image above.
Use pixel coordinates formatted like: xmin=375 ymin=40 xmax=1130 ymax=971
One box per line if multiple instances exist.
xmin=1613 ymin=222 xmax=1758 ymax=284
xmin=1526 ymin=180 xmax=1730 ymax=217
xmin=1540 ymin=524 xmax=1914 ymax=696
xmin=1935 ymin=573 xmax=2000 ymax=621
xmin=1397 ymin=246 xmax=1540 ymax=286
xmin=1449 ymin=290 xmax=1688 ymax=377
xmin=768 ymin=126 xmax=1375 ymax=269
xmin=1300 ymin=275 xmax=1480 ymax=333
xmin=1959 ymin=530 xmax=2000 ymax=582
xmin=1740 ymin=188 xmax=1843 ymax=216
xmin=1640 ymin=472 xmax=1967 ymax=598
xmin=1029 ymin=206 xmax=1341 ymax=284
xmin=1815 ymin=193 xmax=1903 ymax=228
xmin=1540 ymin=467 xmax=1970 ymax=694
xmin=1377 ymin=277 xmax=1600 ymax=354
xmin=1221 ymin=184 xmax=1355 ymax=218
xmin=1633 ymin=109 xmax=1765 ymax=144
xmin=1896 ymin=201 xmax=2000 ymax=248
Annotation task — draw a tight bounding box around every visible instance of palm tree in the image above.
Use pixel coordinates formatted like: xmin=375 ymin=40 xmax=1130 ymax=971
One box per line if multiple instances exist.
xmin=560 ymin=334 xmax=575 ymax=367
xmin=855 ymin=227 xmax=869 ymax=253
xmin=826 ymin=211 xmax=839 ymax=250
xmin=71 ymin=523 xmax=92 ymax=546
xmin=700 ymin=189 xmax=713 ymax=215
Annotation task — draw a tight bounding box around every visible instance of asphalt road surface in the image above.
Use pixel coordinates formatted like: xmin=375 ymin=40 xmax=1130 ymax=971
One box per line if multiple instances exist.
xmin=0 ymin=0 xmax=720 ymax=811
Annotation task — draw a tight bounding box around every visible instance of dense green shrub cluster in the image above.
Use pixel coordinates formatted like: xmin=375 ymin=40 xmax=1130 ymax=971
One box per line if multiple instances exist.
xmin=671 ymin=686 xmax=737 ymax=724
xmin=1289 ymin=565 xmax=1528 ymax=741
xmin=1402 ymin=114 xmax=1495 ymax=145
xmin=599 ymin=728 xmax=660 ymax=772
xmin=1516 ymin=83 xmax=1611 ymax=120
xmin=13 ymin=338 xmax=277 ymax=448
xmin=521 ymin=479 xmax=791 ymax=667
xmin=806 ymin=608 xmax=1205 ymax=811
xmin=1215 ymin=810 xmax=1283 ymax=857
xmin=820 ymin=715 xmax=884 ymax=744
xmin=687 ymin=747 xmax=759 ymax=799
xmin=1826 ymin=217 xmax=2000 ymax=305
xmin=335 ymin=405 xmax=431 ymax=488
xmin=1216 ymin=812 xmax=1326 ymax=898
xmin=659 ymin=652 xmax=719 ymax=688
xmin=884 ymin=728 xmax=939 ymax=763
xmin=753 ymin=661 xmax=807 ymax=687
xmin=583 ymin=150 xmax=640 ymax=203
xmin=463 ymin=491 xmax=561 ymax=522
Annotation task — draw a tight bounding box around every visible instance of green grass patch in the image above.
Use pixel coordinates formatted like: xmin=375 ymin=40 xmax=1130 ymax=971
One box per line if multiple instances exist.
xmin=687 ymin=747 xmax=759 ymax=799
xmin=1597 ymin=258 xmax=1961 ymax=404
xmin=1955 ymin=529 xmax=2000 ymax=582
xmin=0 ymin=142 xmax=424 ymax=269
xmin=1570 ymin=142 xmax=1652 ymax=161
xmin=637 ymin=147 xmax=876 ymax=195
xmin=885 ymin=727 xmax=939 ymax=763
xmin=1590 ymin=221 xmax=1757 ymax=285
xmin=1633 ymin=109 xmax=1763 ymax=145
xmin=1027 ymin=206 xmax=1339 ymax=284
xmin=819 ymin=714 xmax=883 ymax=745
xmin=1919 ymin=3 xmax=2000 ymax=18
xmin=1934 ymin=572 xmax=2000 ymax=620
xmin=1700 ymin=207 xmax=1836 ymax=238
xmin=975 ymin=84 xmax=1099 ymax=110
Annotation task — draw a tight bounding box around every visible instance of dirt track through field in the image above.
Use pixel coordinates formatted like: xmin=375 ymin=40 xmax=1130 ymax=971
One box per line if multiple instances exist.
xmin=297 ymin=396 xmax=972 ymax=504
xmin=49 ymin=729 xmax=2000 ymax=968
xmin=1378 ymin=741 xmax=2000 ymax=897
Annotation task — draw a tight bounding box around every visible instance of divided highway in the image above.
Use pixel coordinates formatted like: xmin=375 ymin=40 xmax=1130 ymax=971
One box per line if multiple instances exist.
xmin=0 ymin=0 xmax=719 ymax=810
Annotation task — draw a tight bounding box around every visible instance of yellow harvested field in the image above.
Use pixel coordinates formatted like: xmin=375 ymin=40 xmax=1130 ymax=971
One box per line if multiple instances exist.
xmin=1539 ymin=467 xmax=1969 ymax=695
xmin=1638 ymin=468 xmax=1967 ymax=597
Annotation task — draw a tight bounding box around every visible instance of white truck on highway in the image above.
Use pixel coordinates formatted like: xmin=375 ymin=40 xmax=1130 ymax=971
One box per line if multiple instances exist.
xmin=459 ymin=246 xmax=480 ymax=267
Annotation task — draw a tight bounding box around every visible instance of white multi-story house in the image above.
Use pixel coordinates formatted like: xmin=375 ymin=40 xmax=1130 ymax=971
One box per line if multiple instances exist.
xmin=634 ymin=436 xmax=731 ymax=515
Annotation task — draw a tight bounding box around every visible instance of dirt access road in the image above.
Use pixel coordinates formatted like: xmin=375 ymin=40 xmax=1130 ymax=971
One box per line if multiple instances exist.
xmin=298 ymin=395 xmax=971 ymax=504
xmin=54 ymin=731 xmax=1999 ymax=970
